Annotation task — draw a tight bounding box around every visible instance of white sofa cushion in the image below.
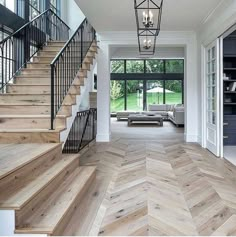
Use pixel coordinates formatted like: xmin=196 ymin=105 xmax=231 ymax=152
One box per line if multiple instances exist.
xmin=148 ymin=104 xmax=168 ymax=111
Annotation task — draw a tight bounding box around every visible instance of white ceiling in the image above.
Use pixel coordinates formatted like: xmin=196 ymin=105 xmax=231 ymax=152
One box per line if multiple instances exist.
xmin=75 ymin=0 xmax=223 ymax=32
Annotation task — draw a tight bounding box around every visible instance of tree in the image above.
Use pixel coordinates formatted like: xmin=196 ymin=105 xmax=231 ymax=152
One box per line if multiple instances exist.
xmin=110 ymin=81 xmax=124 ymax=100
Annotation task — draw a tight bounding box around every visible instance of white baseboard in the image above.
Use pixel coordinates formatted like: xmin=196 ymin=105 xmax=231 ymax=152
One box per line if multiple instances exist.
xmin=96 ymin=133 xmax=111 ymax=142
xmin=197 ymin=136 xmax=202 ymax=145
xmin=0 ymin=210 xmax=15 ymax=236
xmin=184 ymin=133 xmax=199 ymax=143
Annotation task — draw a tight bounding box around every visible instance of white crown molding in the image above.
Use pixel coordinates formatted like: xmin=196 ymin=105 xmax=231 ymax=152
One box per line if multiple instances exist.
xmin=200 ymin=0 xmax=225 ymax=26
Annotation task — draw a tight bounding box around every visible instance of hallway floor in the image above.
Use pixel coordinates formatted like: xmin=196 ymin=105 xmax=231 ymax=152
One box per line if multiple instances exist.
xmin=63 ymin=119 xmax=236 ymax=236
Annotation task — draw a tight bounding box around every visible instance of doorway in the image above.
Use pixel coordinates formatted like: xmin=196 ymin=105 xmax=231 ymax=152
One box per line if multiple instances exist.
xmin=222 ymin=26 xmax=236 ymax=165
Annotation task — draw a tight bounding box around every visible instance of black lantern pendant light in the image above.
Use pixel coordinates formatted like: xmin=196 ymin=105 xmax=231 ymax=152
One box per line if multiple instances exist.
xmin=134 ymin=0 xmax=163 ymax=55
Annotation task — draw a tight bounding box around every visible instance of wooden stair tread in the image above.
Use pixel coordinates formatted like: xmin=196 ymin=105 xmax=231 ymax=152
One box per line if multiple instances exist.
xmin=0 ymin=144 xmax=61 ymax=180
xmin=0 ymin=154 xmax=79 ymax=210
xmin=0 ymin=128 xmax=65 ymax=133
xmin=15 ymin=166 xmax=96 ymax=235
xmin=0 ymin=115 xmax=68 ymax=119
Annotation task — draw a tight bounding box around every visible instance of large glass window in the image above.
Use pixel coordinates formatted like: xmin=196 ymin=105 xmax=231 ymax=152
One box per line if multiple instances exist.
xmin=50 ymin=0 xmax=60 ymax=16
xmin=165 ymin=60 xmax=184 ymax=73
xmin=110 ymin=59 xmax=184 ymax=112
xmin=111 ymin=60 xmax=125 ymax=73
xmin=126 ymin=60 xmax=144 ymax=73
xmin=127 ymin=80 xmax=143 ymax=111
xmin=165 ymin=80 xmax=183 ymax=104
xmin=29 ymin=0 xmax=41 ymax=20
xmin=0 ymin=0 xmax=15 ymax=12
xmin=147 ymin=80 xmax=164 ymax=105
xmin=110 ymin=80 xmax=125 ymax=112
xmin=146 ymin=60 xmax=164 ymax=73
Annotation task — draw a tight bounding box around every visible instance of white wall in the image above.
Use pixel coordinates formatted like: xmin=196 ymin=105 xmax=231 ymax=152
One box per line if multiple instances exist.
xmin=96 ymin=31 xmax=199 ymax=143
xmin=61 ymin=0 xmax=85 ymax=32
xmin=196 ymin=0 xmax=236 ymax=146
xmin=111 ymin=46 xmax=185 ymax=59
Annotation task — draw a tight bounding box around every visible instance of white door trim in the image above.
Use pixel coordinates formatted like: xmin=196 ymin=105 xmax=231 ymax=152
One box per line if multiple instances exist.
xmin=203 ymin=39 xmax=221 ymax=157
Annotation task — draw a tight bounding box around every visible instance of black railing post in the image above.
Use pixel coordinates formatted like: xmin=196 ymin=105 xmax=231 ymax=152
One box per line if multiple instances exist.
xmin=50 ymin=64 xmax=55 ymax=130
xmin=81 ymin=25 xmax=83 ymax=67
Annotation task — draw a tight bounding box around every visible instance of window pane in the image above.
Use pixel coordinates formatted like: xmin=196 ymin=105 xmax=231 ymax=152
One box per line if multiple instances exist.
xmin=111 ymin=60 xmax=125 ymax=73
xmin=147 ymin=80 xmax=164 ymax=105
xmin=127 ymin=80 xmax=143 ymax=111
xmin=165 ymin=60 xmax=184 ymax=73
xmin=165 ymin=80 xmax=183 ymax=104
xmin=110 ymin=80 xmax=125 ymax=112
xmin=126 ymin=60 xmax=144 ymax=73
xmin=146 ymin=60 xmax=164 ymax=73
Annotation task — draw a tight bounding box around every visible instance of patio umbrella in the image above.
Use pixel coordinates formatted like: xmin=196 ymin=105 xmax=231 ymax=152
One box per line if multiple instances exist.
xmin=147 ymin=86 xmax=174 ymax=104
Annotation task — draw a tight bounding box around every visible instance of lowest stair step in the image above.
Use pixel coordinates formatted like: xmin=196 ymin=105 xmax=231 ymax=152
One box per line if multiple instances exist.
xmin=15 ymin=166 xmax=96 ymax=235
xmin=0 ymin=153 xmax=79 ymax=210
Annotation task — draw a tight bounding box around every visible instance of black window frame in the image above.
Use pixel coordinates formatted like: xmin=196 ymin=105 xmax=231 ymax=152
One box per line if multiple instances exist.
xmin=110 ymin=59 xmax=185 ymax=112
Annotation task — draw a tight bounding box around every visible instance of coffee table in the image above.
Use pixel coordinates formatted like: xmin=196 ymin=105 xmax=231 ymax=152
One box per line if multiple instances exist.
xmin=128 ymin=114 xmax=163 ymax=127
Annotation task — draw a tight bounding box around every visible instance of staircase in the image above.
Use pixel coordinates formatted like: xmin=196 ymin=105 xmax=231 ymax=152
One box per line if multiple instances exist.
xmin=0 ymin=41 xmax=98 ymax=144
xmin=0 ymin=9 xmax=99 ymax=236
xmin=0 ymin=143 xmax=96 ymax=236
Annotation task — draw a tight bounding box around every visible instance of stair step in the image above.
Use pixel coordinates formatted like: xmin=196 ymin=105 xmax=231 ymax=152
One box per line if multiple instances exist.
xmin=0 ymin=105 xmax=71 ymax=115
xmin=38 ymin=51 xmax=58 ymax=57
xmin=6 ymin=85 xmax=81 ymax=95
xmin=0 ymin=94 xmax=76 ymax=105
xmin=0 ymin=146 xmax=76 ymax=210
xmin=47 ymin=41 xmax=66 ymax=46
xmin=0 ymin=115 xmax=67 ymax=129
xmin=0 ymin=129 xmax=63 ymax=143
xmin=14 ymin=77 xmax=50 ymax=85
xmin=27 ymin=63 xmax=50 ymax=69
xmin=15 ymin=154 xmax=80 ymax=227
xmin=20 ymin=68 xmax=51 ymax=75
xmin=0 ymin=144 xmax=61 ymax=180
xmin=15 ymin=166 xmax=96 ymax=235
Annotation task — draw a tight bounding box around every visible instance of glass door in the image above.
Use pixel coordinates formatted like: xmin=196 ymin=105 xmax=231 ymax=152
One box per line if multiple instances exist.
xmin=206 ymin=39 xmax=220 ymax=156
xmin=127 ymin=80 xmax=144 ymax=111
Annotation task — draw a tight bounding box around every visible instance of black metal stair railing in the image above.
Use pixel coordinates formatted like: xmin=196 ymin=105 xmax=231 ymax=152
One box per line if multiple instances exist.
xmin=50 ymin=19 xmax=96 ymax=130
xmin=63 ymin=108 xmax=97 ymax=153
xmin=0 ymin=9 xmax=70 ymax=93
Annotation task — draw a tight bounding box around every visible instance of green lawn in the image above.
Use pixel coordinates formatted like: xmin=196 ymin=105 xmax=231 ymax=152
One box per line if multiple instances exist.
xmin=111 ymin=93 xmax=182 ymax=112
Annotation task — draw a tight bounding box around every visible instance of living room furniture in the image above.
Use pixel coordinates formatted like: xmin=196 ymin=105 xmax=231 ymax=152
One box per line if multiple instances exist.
xmin=116 ymin=104 xmax=184 ymax=127
xmin=117 ymin=111 xmax=139 ymax=121
xmin=149 ymin=104 xmax=184 ymax=126
xmin=167 ymin=105 xmax=185 ymax=127
xmin=148 ymin=104 xmax=174 ymax=120
xmin=128 ymin=114 xmax=163 ymax=127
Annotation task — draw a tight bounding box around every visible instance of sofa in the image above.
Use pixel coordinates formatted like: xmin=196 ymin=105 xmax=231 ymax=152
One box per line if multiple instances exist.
xmin=116 ymin=104 xmax=185 ymax=127
xmin=148 ymin=104 xmax=184 ymax=126
xmin=148 ymin=104 xmax=174 ymax=120
xmin=167 ymin=105 xmax=185 ymax=127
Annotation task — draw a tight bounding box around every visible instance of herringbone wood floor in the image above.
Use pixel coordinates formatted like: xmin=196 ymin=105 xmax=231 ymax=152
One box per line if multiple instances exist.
xmin=63 ymin=119 xmax=236 ymax=236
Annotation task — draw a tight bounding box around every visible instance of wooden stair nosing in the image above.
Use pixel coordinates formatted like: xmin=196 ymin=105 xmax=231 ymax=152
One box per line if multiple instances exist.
xmin=15 ymin=166 xmax=96 ymax=235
